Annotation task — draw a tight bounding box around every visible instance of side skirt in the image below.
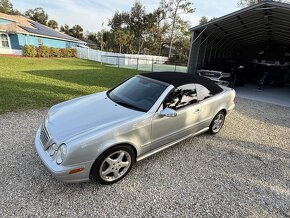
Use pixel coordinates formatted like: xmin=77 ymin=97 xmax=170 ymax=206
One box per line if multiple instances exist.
xmin=136 ymin=127 xmax=209 ymax=162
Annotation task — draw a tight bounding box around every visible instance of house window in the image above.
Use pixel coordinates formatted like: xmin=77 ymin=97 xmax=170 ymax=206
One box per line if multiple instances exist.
xmin=38 ymin=38 xmax=43 ymax=46
xmin=66 ymin=41 xmax=71 ymax=48
xmin=0 ymin=34 xmax=10 ymax=48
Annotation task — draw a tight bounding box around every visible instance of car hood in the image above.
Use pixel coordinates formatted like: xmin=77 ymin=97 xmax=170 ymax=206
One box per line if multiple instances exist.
xmin=46 ymin=92 xmax=143 ymax=142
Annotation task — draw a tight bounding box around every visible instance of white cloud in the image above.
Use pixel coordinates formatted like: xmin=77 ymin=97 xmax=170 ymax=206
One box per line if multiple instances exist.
xmin=11 ymin=0 xmax=239 ymax=32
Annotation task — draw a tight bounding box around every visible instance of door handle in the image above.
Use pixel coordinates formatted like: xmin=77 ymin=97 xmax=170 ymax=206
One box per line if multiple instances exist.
xmin=195 ymin=108 xmax=200 ymax=113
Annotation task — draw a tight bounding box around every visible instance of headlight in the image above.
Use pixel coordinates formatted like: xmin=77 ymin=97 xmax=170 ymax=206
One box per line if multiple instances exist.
xmin=56 ymin=144 xmax=67 ymax=165
xmin=48 ymin=143 xmax=58 ymax=156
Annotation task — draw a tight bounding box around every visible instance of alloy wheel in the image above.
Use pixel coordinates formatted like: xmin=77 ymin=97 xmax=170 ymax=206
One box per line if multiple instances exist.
xmin=212 ymin=113 xmax=224 ymax=133
xmin=99 ymin=150 xmax=132 ymax=182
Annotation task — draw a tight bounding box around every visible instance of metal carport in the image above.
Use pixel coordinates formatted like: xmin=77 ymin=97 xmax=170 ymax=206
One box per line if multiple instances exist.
xmin=187 ymin=0 xmax=290 ymax=84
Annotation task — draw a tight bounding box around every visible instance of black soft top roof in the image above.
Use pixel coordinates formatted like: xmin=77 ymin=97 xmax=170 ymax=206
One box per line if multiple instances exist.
xmin=140 ymin=72 xmax=223 ymax=95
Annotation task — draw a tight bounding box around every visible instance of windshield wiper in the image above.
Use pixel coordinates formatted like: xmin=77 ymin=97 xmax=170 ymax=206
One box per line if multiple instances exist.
xmin=114 ymin=100 xmax=146 ymax=112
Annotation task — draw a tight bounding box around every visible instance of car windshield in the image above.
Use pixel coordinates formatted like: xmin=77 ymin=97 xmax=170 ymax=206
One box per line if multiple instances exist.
xmin=108 ymin=76 xmax=168 ymax=112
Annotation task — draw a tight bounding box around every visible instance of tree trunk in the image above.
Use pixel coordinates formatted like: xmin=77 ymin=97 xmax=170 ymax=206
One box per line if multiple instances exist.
xmin=138 ymin=38 xmax=144 ymax=55
xmin=168 ymin=0 xmax=180 ymax=58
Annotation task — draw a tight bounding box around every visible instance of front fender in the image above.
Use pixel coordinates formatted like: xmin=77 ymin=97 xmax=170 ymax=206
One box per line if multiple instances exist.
xmin=63 ymin=136 xmax=141 ymax=166
xmin=62 ymin=114 xmax=152 ymax=166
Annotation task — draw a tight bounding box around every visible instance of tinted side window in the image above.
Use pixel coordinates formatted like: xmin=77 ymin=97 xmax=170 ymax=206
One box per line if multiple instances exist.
xmin=196 ymin=84 xmax=212 ymax=101
xmin=164 ymin=84 xmax=198 ymax=110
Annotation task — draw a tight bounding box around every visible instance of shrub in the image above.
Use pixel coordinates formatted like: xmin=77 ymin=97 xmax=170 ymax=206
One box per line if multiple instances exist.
xmin=50 ymin=47 xmax=61 ymax=57
xmin=22 ymin=45 xmax=37 ymax=57
xmin=22 ymin=45 xmax=77 ymax=58
xmin=71 ymin=48 xmax=77 ymax=57
xmin=37 ymin=45 xmax=50 ymax=58
xmin=64 ymin=48 xmax=73 ymax=57
xmin=60 ymin=48 xmax=66 ymax=57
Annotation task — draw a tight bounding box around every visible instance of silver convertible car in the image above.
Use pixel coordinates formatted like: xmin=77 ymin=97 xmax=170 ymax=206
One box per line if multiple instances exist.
xmin=35 ymin=72 xmax=236 ymax=184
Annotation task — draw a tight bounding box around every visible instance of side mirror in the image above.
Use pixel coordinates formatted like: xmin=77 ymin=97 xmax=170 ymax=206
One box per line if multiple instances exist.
xmin=160 ymin=107 xmax=177 ymax=117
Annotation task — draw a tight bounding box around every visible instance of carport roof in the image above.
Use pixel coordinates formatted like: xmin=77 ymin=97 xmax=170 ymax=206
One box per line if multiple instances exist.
xmin=190 ymin=1 xmax=290 ymax=48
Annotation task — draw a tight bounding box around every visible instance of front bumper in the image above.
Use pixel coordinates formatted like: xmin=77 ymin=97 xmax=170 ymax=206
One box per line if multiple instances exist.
xmin=34 ymin=126 xmax=94 ymax=183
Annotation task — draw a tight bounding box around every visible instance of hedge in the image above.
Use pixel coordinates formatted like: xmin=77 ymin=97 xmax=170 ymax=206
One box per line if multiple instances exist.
xmin=22 ymin=45 xmax=37 ymax=57
xmin=22 ymin=45 xmax=77 ymax=58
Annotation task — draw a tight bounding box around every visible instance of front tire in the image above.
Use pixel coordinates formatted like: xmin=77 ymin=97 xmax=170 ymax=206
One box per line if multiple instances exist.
xmin=209 ymin=111 xmax=225 ymax=134
xmin=90 ymin=145 xmax=135 ymax=185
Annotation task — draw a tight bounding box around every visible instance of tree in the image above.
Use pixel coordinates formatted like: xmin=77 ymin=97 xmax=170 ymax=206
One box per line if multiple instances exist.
xmin=145 ymin=7 xmax=169 ymax=55
xmin=47 ymin=20 xmax=58 ymax=30
xmin=104 ymin=0 xmax=194 ymax=56
xmin=108 ymin=11 xmax=130 ymax=31
xmin=60 ymin=24 xmax=70 ymax=34
xmin=238 ymin=0 xmax=289 ymax=7
xmin=60 ymin=24 xmax=84 ymax=39
xmin=0 ymin=0 xmax=21 ymax=15
xmin=70 ymin=25 xmax=84 ymax=39
xmin=108 ymin=2 xmax=150 ymax=54
xmin=115 ymin=30 xmax=131 ymax=53
xmin=199 ymin=16 xmax=208 ymax=25
xmin=108 ymin=2 xmax=170 ymax=54
xmin=86 ymin=32 xmax=98 ymax=43
xmin=24 ymin=8 xmax=48 ymax=25
xmin=173 ymin=21 xmax=191 ymax=62
xmin=129 ymin=1 xmax=147 ymax=54
xmin=161 ymin=0 xmax=195 ymax=58
xmin=0 ymin=0 xmax=12 ymax=14
xmin=102 ymin=30 xmax=116 ymax=52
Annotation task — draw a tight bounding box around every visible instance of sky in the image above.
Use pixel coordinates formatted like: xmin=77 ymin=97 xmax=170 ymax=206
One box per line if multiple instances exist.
xmin=10 ymin=0 xmax=238 ymax=32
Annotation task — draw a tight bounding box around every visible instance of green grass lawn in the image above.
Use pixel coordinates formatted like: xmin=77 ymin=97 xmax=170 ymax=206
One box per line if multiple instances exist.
xmin=0 ymin=57 xmax=138 ymax=114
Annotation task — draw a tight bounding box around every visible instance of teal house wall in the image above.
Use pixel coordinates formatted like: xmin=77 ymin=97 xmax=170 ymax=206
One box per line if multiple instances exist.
xmin=8 ymin=33 xmax=78 ymax=50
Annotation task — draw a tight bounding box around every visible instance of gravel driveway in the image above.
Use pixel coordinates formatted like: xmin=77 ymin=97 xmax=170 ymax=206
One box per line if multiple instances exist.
xmin=1 ymin=98 xmax=290 ymax=218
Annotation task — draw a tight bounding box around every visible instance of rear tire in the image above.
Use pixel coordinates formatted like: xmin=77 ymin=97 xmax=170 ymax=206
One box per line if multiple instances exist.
xmin=209 ymin=111 xmax=225 ymax=134
xmin=90 ymin=145 xmax=135 ymax=185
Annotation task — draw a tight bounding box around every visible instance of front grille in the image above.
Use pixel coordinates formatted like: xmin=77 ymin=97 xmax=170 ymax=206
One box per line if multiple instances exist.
xmin=40 ymin=124 xmax=50 ymax=148
xmin=198 ymin=70 xmax=222 ymax=79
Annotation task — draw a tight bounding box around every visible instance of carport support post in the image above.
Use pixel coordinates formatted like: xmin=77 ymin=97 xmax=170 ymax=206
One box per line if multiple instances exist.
xmin=188 ymin=29 xmax=206 ymax=74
